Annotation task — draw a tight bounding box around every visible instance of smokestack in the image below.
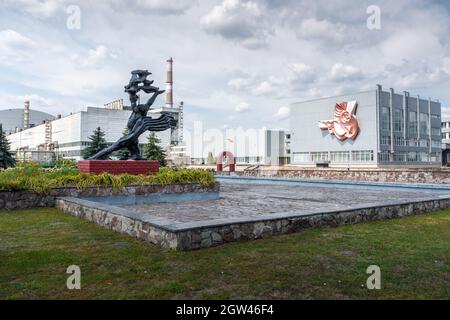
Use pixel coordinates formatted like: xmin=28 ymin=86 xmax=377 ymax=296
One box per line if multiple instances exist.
xmin=24 ymin=100 xmax=30 ymax=129
xmin=165 ymin=57 xmax=173 ymax=109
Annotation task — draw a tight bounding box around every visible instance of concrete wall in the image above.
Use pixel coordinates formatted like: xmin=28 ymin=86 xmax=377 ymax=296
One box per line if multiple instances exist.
xmin=238 ymin=167 xmax=450 ymax=184
xmin=0 ymin=183 xmax=219 ymax=211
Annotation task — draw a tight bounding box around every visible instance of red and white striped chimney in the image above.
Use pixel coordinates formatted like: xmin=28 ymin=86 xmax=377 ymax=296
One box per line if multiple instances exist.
xmin=165 ymin=57 xmax=173 ymax=109
xmin=23 ymin=99 xmax=30 ymax=129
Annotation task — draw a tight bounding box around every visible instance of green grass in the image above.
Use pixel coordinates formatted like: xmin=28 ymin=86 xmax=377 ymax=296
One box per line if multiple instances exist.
xmin=0 ymin=208 xmax=449 ymax=300
xmin=0 ymin=166 xmax=215 ymax=193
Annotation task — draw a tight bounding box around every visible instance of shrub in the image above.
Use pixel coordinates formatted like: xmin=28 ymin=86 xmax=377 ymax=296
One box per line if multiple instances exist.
xmin=54 ymin=159 xmax=78 ymax=169
xmin=0 ymin=167 xmax=215 ymax=193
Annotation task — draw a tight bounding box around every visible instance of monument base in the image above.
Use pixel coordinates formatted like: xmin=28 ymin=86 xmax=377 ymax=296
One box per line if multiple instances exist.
xmin=78 ymin=160 xmax=159 ymax=175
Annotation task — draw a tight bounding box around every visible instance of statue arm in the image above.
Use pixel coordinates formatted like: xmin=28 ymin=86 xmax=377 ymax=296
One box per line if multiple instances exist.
xmin=145 ymin=89 xmax=165 ymax=108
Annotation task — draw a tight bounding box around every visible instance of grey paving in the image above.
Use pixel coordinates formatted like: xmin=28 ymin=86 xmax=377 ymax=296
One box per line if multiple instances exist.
xmin=117 ymin=180 xmax=450 ymax=224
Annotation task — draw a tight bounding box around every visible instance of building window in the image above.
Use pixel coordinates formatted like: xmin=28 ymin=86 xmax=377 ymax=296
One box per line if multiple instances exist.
xmin=381 ymin=107 xmax=390 ymax=131
xmin=431 ymin=140 xmax=441 ymax=148
xmin=419 ymin=113 xmax=429 ymax=135
xmin=408 ymin=152 xmax=418 ymax=162
xmin=393 ymin=109 xmax=403 ymax=133
xmin=330 ymin=151 xmax=350 ymax=163
xmin=394 ymin=152 xmax=407 ymax=162
xmin=431 ymin=153 xmax=442 ymax=162
xmin=419 ymin=139 xmax=429 ymax=148
xmin=431 ymin=114 xmax=440 ymax=120
xmin=311 ymin=152 xmax=329 ymax=162
xmin=394 ymin=137 xmax=406 ymax=146
xmin=351 ymin=150 xmax=374 ymax=162
xmin=381 ymin=136 xmax=391 ymax=146
xmin=419 ymin=152 xmax=429 ymax=162
xmin=379 ymin=151 xmax=390 ymax=162
xmin=408 ymin=139 xmax=419 ymax=147
xmin=431 ymin=128 xmax=441 ymax=137
xmin=293 ymin=152 xmax=310 ymax=163
xmin=409 ymin=111 xmax=417 ymax=136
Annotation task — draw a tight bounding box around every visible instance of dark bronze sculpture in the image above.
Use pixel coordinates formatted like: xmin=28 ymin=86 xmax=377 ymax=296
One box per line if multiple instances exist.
xmin=89 ymin=70 xmax=177 ymax=160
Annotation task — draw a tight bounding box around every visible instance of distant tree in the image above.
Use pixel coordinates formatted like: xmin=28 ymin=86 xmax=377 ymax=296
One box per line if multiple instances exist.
xmin=143 ymin=133 xmax=167 ymax=167
xmin=115 ymin=128 xmax=130 ymax=160
xmin=82 ymin=127 xmax=109 ymax=160
xmin=207 ymin=151 xmax=215 ymax=165
xmin=0 ymin=124 xmax=16 ymax=169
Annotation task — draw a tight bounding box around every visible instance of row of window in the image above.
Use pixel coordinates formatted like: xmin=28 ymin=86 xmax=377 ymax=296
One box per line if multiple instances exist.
xmin=293 ymin=150 xmax=374 ymax=163
xmin=379 ymin=151 xmax=441 ymax=163
xmin=380 ymin=136 xmax=441 ymax=148
xmin=234 ymin=156 xmax=263 ymax=164
xmin=380 ymin=107 xmax=439 ymax=135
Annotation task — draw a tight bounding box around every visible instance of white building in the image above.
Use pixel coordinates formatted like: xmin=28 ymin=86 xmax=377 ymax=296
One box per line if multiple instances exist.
xmin=7 ymin=105 xmax=181 ymax=161
xmin=187 ymin=128 xmax=290 ymax=166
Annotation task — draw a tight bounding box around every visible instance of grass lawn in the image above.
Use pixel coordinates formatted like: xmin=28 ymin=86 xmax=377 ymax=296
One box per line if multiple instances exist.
xmin=0 ymin=208 xmax=449 ymax=300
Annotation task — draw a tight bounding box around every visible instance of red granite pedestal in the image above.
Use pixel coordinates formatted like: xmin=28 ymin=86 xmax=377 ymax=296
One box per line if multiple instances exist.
xmin=78 ymin=160 xmax=159 ymax=175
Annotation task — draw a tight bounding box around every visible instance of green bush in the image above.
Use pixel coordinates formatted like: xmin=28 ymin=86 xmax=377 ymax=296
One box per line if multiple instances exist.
xmin=54 ymin=159 xmax=78 ymax=169
xmin=0 ymin=166 xmax=215 ymax=193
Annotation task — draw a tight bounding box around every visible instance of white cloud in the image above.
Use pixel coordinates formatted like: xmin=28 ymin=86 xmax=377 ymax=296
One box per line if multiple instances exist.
xmin=297 ymin=18 xmax=346 ymax=44
xmin=201 ymin=0 xmax=271 ymax=49
xmin=234 ymin=101 xmax=251 ymax=113
xmin=275 ymin=105 xmax=290 ymax=120
xmin=0 ymin=29 xmax=36 ymax=64
xmin=4 ymin=0 xmax=67 ymax=18
xmin=329 ymin=63 xmax=362 ymax=81
xmin=72 ymin=45 xmax=117 ymax=69
xmin=252 ymin=81 xmax=275 ymax=96
xmin=228 ymin=77 xmax=252 ymax=90
xmin=133 ymin=0 xmax=197 ymax=15
xmin=289 ymin=63 xmax=317 ymax=84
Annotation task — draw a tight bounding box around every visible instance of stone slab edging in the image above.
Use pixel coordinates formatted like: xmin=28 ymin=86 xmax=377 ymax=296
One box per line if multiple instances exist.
xmin=0 ymin=182 xmax=219 ymax=211
xmin=237 ymin=168 xmax=450 ymax=184
xmin=56 ymin=190 xmax=450 ymax=251
xmin=217 ymin=175 xmax=450 ymax=191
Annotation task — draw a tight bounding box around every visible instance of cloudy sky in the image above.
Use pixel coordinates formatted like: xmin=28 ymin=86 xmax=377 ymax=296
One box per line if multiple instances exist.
xmin=1 ymin=0 xmax=450 ymax=131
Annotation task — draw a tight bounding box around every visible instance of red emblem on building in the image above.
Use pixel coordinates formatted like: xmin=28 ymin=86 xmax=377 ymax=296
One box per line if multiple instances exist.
xmin=319 ymin=101 xmax=360 ymax=141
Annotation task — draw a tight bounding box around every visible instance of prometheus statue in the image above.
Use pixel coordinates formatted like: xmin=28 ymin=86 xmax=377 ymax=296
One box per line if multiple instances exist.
xmin=89 ymin=70 xmax=177 ymax=160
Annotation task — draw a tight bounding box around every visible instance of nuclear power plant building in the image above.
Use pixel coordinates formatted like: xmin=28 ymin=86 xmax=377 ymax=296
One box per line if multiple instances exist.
xmin=5 ymin=59 xmax=183 ymax=162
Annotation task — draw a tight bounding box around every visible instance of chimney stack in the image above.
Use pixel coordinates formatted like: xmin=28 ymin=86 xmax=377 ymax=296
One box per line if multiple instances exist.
xmin=23 ymin=99 xmax=30 ymax=129
xmin=165 ymin=57 xmax=173 ymax=109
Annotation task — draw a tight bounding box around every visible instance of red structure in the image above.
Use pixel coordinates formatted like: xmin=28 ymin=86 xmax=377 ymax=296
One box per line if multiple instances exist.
xmin=78 ymin=160 xmax=159 ymax=175
xmin=216 ymin=151 xmax=235 ymax=173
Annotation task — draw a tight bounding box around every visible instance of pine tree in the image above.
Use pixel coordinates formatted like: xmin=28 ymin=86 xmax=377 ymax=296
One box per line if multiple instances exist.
xmin=207 ymin=151 xmax=215 ymax=164
xmin=0 ymin=124 xmax=16 ymax=169
xmin=143 ymin=133 xmax=167 ymax=167
xmin=82 ymin=127 xmax=109 ymax=160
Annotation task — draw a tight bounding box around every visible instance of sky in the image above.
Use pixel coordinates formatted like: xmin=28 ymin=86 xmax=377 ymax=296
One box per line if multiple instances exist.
xmin=1 ymin=0 xmax=450 ymax=132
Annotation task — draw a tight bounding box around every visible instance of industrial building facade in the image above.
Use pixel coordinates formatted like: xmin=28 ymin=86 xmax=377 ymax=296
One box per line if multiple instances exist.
xmin=7 ymin=105 xmax=181 ymax=161
xmin=5 ymin=57 xmax=183 ymax=163
xmin=290 ymin=85 xmax=442 ymax=168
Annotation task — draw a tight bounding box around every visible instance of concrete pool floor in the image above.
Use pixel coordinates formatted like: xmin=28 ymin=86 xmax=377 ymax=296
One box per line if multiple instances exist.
xmin=57 ymin=177 xmax=450 ymax=250
xmin=119 ymin=179 xmax=450 ymax=223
